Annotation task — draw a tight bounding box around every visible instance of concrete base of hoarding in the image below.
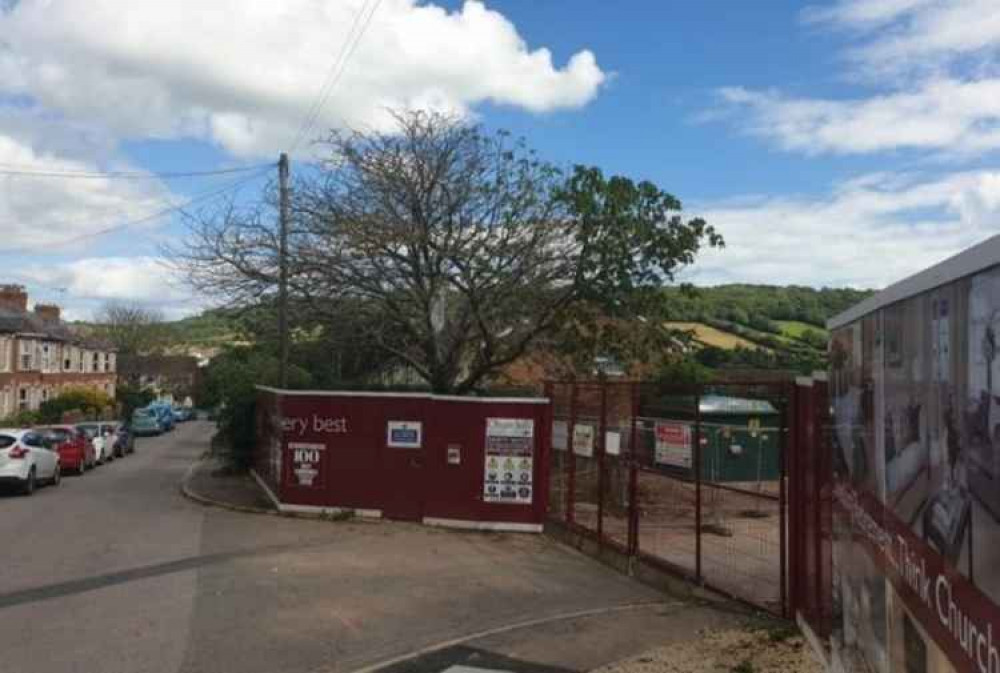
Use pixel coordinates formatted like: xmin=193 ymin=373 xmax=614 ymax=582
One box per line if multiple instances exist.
xmin=251 ymin=470 xmax=543 ymax=531
xmin=251 ymin=469 xmax=384 ymax=519
xmin=796 ymin=613 xmax=832 ymax=672
xmin=544 ymin=520 xmax=737 ymax=609
xmin=422 ymin=517 xmax=543 ymax=533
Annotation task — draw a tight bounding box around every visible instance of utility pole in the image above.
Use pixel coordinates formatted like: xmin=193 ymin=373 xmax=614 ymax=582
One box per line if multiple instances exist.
xmin=278 ymin=152 xmax=290 ymax=388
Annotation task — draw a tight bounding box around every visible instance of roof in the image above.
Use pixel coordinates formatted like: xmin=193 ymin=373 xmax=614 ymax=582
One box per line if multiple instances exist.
xmin=0 ymin=307 xmax=114 ymax=349
xmin=828 ymin=233 xmax=1000 ymax=330
xmin=699 ymin=394 xmax=777 ymax=415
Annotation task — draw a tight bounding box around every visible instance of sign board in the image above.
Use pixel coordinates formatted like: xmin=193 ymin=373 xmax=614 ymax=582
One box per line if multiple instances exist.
xmin=605 ymin=431 xmax=621 ymax=456
xmin=483 ymin=418 xmax=534 ymax=504
xmin=573 ymin=423 xmax=595 ymax=457
xmin=447 ymin=444 xmax=461 ymax=465
xmin=289 ymin=441 xmax=325 ymax=488
xmin=387 ymin=421 xmax=422 ymax=449
xmin=654 ymin=422 xmax=692 ymax=468
xmin=552 ymin=421 xmax=568 ymax=451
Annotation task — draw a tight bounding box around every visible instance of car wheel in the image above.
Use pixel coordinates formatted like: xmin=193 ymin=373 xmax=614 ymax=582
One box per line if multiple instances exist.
xmin=21 ymin=468 xmax=35 ymax=496
xmin=51 ymin=465 xmax=61 ymax=487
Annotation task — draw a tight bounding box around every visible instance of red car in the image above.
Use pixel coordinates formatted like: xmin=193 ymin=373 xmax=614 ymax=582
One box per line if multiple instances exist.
xmin=35 ymin=425 xmax=95 ymax=475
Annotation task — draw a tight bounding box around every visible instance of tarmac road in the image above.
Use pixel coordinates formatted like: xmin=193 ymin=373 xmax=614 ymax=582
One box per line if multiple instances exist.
xmin=0 ymin=420 xmax=736 ymax=673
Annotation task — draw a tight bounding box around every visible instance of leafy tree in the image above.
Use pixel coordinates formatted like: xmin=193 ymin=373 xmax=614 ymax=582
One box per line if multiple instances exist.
xmin=116 ymin=384 xmax=156 ymax=420
xmin=197 ymin=346 xmax=310 ymax=468
xmin=175 ymin=110 xmax=721 ymax=393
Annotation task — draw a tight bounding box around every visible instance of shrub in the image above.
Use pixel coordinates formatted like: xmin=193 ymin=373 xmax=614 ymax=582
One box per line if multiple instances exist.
xmin=37 ymin=387 xmax=114 ymax=423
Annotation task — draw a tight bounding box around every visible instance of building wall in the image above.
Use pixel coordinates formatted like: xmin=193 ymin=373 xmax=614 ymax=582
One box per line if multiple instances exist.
xmin=0 ymin=334 xmax=116 ymax=418
xmin=829 ymin=266 xmax=1000 ymax=673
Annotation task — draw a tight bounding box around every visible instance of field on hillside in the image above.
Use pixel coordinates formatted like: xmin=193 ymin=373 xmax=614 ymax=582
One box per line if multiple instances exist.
xmin=665 ymin=322 xmax=760 ymax=350
xmin=776 ymin=320 xmax=828 ymax=339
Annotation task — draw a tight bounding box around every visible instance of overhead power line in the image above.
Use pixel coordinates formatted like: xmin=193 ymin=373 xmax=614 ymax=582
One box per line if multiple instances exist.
xmin=289 ymin=0 xmax=383 ymax=154
xmin=0 ymin=162 xmax=274 ymax=180
xmin=0 ymin=166 xmax=272 ymax=255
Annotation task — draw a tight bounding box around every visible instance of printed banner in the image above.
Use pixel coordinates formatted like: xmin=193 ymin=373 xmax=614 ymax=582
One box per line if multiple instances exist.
xmin=483 ymin=418 xmax=534 ymax=504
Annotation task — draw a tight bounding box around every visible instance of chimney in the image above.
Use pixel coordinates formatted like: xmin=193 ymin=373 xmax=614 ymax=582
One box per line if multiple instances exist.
xmin=0 ymin=284 xmax=28 ymax=313
xmin=34 ymin=303 xmax=61 ymax=323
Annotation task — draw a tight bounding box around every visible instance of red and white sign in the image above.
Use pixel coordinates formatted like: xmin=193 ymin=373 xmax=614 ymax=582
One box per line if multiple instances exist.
xmin=655 ymin=422 xmax=691 ymax=468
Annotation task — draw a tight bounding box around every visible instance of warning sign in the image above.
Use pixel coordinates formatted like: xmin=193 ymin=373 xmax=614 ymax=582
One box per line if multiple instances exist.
xmin=483 ymin=418 xmax=534 ymax=505
xmin=289 ymin=441 xmax=325 ymax=488
xmin=654 ymin=422 xmax=692 ymax=468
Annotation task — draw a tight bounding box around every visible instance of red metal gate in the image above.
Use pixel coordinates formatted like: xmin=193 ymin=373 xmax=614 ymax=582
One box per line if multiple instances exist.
xmin=544 ymin=380 xmax=794 ymax=615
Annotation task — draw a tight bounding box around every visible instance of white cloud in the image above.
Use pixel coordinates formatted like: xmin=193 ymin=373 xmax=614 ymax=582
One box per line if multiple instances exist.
xmin=0 ymin=0 xmax=606 ymax=158
xmin=686 ymin=171 xmax=1000 ymax=289
xmin=805 ymin=0 xmax=1000 ymax=78
xmin=0 ymin=130 xmax=172 ymax=252
xmin=715 ymin=0 xmax=1000 ymax=158
xmin=16 ymin=256 xmax=200 ymax=321
xmin=718 ymin=78 xmax=1000 ymax=156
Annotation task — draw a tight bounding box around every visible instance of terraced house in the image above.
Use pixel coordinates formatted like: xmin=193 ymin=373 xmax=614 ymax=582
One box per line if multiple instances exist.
xmin=0 ymin=284 xmax=116 ymax=418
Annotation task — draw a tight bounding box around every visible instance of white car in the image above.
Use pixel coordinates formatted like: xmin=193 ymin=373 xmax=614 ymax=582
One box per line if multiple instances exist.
xmin=0 ymin=429 xmax=61 ymax=495
xmin=76 ymin=423 xmax=115 ymax=463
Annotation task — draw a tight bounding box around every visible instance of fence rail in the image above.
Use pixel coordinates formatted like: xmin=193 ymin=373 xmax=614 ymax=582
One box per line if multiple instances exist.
xmin=544 ymin=380 xmax=792 ymax=615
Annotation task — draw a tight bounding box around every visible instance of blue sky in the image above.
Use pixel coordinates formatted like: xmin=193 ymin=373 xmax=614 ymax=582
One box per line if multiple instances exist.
xmin=1 ymin=0 xmax=998 ymax=318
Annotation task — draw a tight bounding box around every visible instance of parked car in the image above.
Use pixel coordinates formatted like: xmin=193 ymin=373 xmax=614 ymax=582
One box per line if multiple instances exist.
xmin=149 ymin=404 xmax=175 ymax=432
xmin=0 ymin=429 xmax=61 ymax=494
xmin=131 ymin=408 xmax=162 ymax=436
xmin=113 ymin=422 xmax=135 ymax=455
xmin=76 ymin=422 xmax=114 ymax=464
xmin=172 ymin=405 xmax=194 ymax=422
xmin=35 ymin=425 xmax=94 ymax=475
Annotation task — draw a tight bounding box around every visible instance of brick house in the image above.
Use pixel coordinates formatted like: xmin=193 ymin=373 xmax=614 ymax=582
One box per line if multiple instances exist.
xmin=0 ymin=285 xmax=117 ymax=419
xmin=117 ymin=354 xmax=201 ymax=400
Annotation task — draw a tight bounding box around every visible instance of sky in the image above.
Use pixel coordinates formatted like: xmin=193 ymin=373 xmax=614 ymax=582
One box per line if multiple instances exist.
xmin=1 ymin=0 xmax=999 ymax=319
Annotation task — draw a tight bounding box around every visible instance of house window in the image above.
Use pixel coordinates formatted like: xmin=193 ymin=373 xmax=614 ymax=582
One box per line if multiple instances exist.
xmin=92 ymin=352 xmax=99 ymax=373
xmin=18 ymin=387 xmax=28 ymax=410
xmin=41 ymin=388 xmax=48 ymax=402
xmin=19 ymin=339 xmax=35 ymax=371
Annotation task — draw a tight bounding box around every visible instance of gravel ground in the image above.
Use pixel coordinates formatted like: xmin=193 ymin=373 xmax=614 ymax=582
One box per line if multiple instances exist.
xmin=593 ymin=625 xmax=823 ymax=673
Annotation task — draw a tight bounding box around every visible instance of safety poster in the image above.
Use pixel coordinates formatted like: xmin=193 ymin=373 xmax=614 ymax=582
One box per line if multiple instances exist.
xmin=483 ymin=418 xmax=534 ymax=504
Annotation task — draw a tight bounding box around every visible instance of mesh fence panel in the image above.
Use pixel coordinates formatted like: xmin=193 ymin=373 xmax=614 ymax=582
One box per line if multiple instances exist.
xmin=543 ymin=380 xmax=790 ymax=615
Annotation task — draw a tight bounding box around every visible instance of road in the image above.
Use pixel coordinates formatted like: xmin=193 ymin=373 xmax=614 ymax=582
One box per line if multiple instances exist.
xmin=0 ymin=421 xmax=736 ymax=673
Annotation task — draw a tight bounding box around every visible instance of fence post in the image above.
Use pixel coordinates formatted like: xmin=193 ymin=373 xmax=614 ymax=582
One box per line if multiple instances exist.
xmin=567 ymin=382 xmax=578 ymax=525
xmin=694 ymin=386 xmax=703 ymax=584
xmin=597 ymin=381 xmax=607 ymax=544
xmin=542 ymin=382 xmax=554 ymax=522
xmin=628 ymin=382 xmax=640 ymax=556
xmin=778 ymin=382 xmax=789 ymax=619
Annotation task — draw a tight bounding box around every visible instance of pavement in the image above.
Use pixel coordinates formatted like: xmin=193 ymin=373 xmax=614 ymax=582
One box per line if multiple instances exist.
xmin=0 ymin=420 xmax=748 ymax=673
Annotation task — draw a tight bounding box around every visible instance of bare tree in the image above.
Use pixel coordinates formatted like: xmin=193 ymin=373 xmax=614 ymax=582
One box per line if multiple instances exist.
xmin=94 ymin=301 xmax=166 ymax=357
xmin=172 ymin=110 xmax=720 ymax=393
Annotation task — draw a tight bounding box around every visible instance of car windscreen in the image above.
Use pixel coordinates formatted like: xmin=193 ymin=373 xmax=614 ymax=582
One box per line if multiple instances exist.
xmin=0 ymin=434 xmax=16 ymax=449
xmin=41 ymin=429 xmax=71 ymax=441
xmin=77 ymin=425 xmax=97 ymax=438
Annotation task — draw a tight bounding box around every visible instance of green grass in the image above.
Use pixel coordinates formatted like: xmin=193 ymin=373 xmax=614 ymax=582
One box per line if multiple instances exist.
xmin=776 ymin=320 xmax=828 ymax=339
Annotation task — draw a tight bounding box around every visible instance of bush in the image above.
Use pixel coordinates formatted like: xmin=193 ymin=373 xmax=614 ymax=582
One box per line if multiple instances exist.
xmin=0 ymin=409 xmax=40 ymax=428
xmin=37 ymin=387 xmax=114 ymax=424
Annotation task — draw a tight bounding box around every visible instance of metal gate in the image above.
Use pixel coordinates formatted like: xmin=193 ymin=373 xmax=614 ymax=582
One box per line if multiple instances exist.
xmin=545 ymin=380 xmax=793 ymax=615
